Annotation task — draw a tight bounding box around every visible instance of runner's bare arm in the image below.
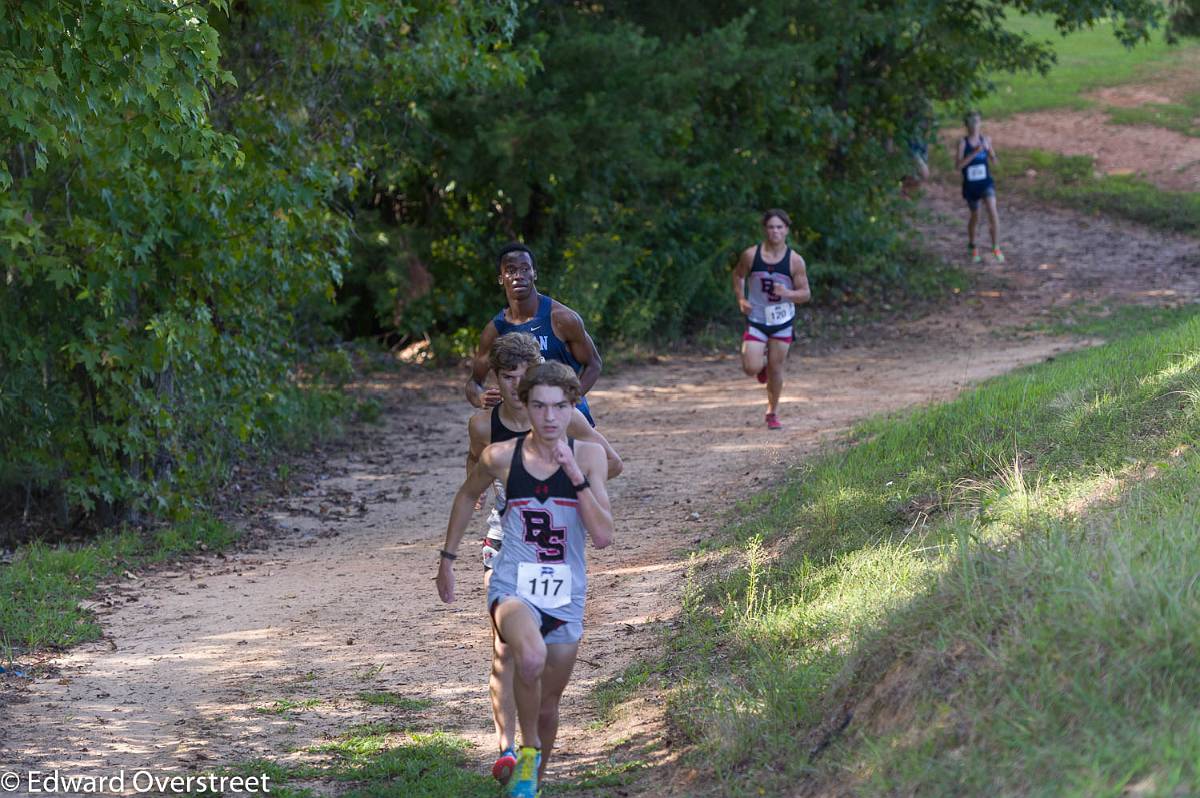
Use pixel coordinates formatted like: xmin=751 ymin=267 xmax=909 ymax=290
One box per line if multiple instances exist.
xmin=467 ymin=410 xmax=491 ymax=509
xmin=465 ymin=321 xmax=501 ymax=408
xmin=436 ymin=444 xmax=510 ymax=603
xmin=985 ymin=135 xmax=998 ymax=164
xmin=553 ymin=305 xmax=602 ymax=396
xmin=783 ymin=252 xmax=812 ymax=304
xmin=732 ymin=247 xmax=754 ymax=316
xmin=571 ymin=441 xmax=613 ymax=548
xmin=566 ymin=409 xmax=623 ymax=479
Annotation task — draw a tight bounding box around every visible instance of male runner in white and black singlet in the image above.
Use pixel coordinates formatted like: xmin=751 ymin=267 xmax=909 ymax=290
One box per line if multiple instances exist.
xmin=438 ymin=362 xmax=613 ymax=798
xmin=464 ymin=332 xmax=621 ymax=785
xmin=465 ymin=243 xmax=602 ymax=424
xmin=731 ymin=209 xmax=812 ymax=429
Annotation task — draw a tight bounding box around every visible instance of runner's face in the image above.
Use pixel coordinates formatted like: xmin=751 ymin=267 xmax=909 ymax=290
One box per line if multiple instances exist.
xmin=967 ymin=115 xmax=981 ymax=135
xmin=763 ymin=217 xmax=788 ymax=246
xmin=525 ymin=385 xmax=571 ymax=441
xmin=499 ymin=252 xmax=536 ymax=301
xmin=496 ymin=363 xmax=531 ymax=406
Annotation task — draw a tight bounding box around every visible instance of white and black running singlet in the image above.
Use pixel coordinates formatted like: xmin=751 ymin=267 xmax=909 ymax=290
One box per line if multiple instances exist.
xmin=487 ymin=436 xmax=588 ymax=625
xmin=746 ymin=245 xmax=796 ymax=328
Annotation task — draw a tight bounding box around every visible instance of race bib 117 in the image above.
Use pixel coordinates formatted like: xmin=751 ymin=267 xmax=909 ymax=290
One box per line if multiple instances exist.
xmin=517 ymin=562 xmax=572 ymax=609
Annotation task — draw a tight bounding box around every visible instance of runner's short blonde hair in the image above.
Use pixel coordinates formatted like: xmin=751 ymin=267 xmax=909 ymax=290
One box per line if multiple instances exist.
xmin=517 ymin=361 xmax=581 ymax=406
xmin=490 ymin=332 xmax=544 ymax=374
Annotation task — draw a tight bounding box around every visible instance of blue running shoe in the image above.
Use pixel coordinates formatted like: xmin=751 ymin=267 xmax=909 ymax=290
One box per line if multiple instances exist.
xmin=492 ymin=745 xmax=517 ymax=784
xmin=506 ymin=746 xmax=540 ymax=798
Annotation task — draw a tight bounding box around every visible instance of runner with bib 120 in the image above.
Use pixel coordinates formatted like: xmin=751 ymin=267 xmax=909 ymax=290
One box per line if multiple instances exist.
xmin=731 ymin=208 xmax=812 ymax=430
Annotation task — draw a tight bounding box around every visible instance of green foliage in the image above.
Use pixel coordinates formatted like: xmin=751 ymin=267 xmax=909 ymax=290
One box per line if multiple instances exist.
xmin=0 ymin=1 xmax=527 ymax=526
xmin=236 ymin=730 xmax=495 ymax=798
xmin=337 ymin=0 xmax=1165 ymax=347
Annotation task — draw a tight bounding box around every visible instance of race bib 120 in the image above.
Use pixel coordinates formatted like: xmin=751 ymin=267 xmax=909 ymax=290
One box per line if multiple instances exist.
xmin=966 ymin=164 xmax=987 ymax=182
xmin=764 ymin=302 xmax=795 ymax=326
xmin=517 ymin=562 xmax=572 ymax=609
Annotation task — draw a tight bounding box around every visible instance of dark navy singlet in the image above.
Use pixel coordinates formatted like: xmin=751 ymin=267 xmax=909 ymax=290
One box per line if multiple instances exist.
xmin=492 ymin=294 xmax=595 ymax=425
xmin=484 ymin=405 xmax=528 ymax=541
xmin=961 ymin=136 xmax=993 ymax=198
xmin=491 ymin=404 xmax=526 ymax=444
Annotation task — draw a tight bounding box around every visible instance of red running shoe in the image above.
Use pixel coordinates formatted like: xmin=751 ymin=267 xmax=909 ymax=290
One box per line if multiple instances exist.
xmin=493 ymin=746 xmax=517 ymax=784
xmin=756 ymin=366 xmax=768 ymax=384
xmin=765 ymin=412 xmax=782 ymax=430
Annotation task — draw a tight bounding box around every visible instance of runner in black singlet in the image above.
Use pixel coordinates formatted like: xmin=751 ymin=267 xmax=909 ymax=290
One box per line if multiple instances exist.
xmin=439 ymin=362 xmax=614 ymax=798
xmin=731 ymin=209 xmax=812 ymax=430
xmin=463 ymin=333 xmax=621 ymax=784
xmin=956 ymin=110 xmax=1005 ymax=264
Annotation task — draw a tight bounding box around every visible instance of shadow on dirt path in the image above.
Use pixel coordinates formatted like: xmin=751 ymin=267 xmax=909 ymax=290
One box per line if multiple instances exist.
xmin=3 ymin=184 xmax=1198 ymax=796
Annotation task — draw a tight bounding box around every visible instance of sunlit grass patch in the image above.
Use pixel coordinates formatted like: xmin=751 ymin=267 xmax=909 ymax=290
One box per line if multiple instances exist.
xmin=658 ymin=305 xmax=1200 ymax=795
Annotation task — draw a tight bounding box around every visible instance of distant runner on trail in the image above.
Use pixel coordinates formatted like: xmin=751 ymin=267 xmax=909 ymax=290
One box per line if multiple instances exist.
xmin=466 ymin=242 xmax=602 ymax=425
xmin=956 ymin=110 xmax=1005 ymax=264
xmin=731 ymin=209 xmax=812 ymax=430
xmin=465 ymin=332 xmax=622 ymax=785
xmin=438 ymin=361 xmax=614 ymax=798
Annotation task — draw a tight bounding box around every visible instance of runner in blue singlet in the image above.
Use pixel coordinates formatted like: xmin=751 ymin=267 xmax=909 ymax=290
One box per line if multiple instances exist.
xmin=466 ymin=243 xmax=602 ymax=426
xmin=956 ymin=110 xmax=1005 ymax=264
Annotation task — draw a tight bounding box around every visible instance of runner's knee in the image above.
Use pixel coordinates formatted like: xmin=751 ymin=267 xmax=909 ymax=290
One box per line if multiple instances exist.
xmin=514 ymin=645 xmax=547 ymax=684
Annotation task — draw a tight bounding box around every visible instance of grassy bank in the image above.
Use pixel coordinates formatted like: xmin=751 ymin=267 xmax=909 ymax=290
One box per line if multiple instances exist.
xmin=975 ymin=13 xmax=1198 ymax=118
xmin=0 ymin=517 xmax=238 ymax=660
xmin=655 ymin=306 xmax=1200 ymax=795
xmin=999 ymin=149 xmax=1200 ymax=234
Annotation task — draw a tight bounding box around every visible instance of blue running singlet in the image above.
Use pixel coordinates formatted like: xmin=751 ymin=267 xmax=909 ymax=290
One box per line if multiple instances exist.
xmin=493 ymin=294 xmax=595 ymax=425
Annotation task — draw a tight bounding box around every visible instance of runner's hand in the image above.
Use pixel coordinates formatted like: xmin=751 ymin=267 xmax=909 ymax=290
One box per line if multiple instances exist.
xmin=553 ymin=439 xmax=585 ymax=484
xmin=482 ymin=388 xmax=502 ymax=408
xmin=436 ymin=558 xmax=456 ymax=603
xmin=474 ymin=486 xmax=488 ymax=512
xmin=738 ymin=298 xmax=751 ymax=316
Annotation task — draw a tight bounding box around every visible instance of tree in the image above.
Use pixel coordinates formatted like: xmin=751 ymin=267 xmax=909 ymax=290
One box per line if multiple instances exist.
xmin=0 ymin=0 xmax=528 ymax=528
xmin=340 ymin=0 xmax=1164 ymax=347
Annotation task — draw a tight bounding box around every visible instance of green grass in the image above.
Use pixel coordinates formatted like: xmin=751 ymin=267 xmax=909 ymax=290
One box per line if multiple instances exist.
xmin=974 ymin=13 xmax=1199 ymax=118
xmin=1001 ymin=148 xmax=1200 ymax=233
xmin=254 ymin=698 xmax=322 ymax=715
xmin=355 ymin=691 xmax=432 ymax=711
xmin=228 ymin=728 xmax=495 ymax=798
xmin=592 ymin=659 xmax=669 ymax=724
xmin=656 ymin=305 xmax=1200 ymax=796
xmin=555 ymin=759 xmax=648 ymax=792
xmin=1027 ymin=302 xmax=1200 ymax=339
xmin=1108 ymin=90 xmax=1200 ymax=137
xmin=0 ymin=516 xmax=237 ymax=654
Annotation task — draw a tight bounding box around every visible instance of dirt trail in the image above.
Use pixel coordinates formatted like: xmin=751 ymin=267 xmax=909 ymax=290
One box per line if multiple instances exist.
xmin=3 ymin=183 xmax=1199 ymax=796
